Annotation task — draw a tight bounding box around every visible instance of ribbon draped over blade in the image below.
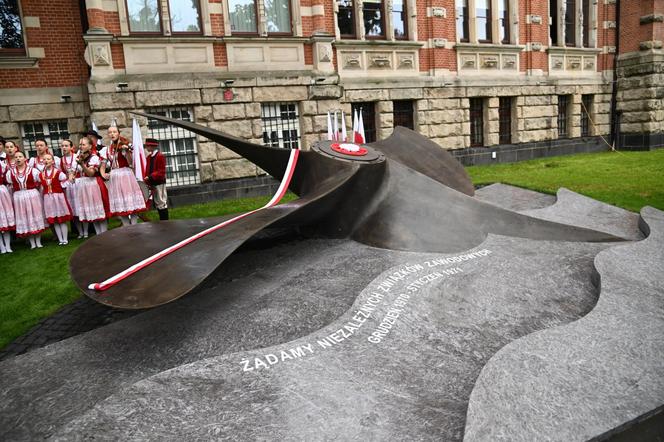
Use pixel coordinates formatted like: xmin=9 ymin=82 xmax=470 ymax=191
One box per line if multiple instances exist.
xmin=88 ymin=148 xmax=300 ymax=292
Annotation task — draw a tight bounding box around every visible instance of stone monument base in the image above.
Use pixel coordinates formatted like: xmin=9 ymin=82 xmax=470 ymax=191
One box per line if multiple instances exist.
xmin=0 ymin=185 xmax=662 ymax=441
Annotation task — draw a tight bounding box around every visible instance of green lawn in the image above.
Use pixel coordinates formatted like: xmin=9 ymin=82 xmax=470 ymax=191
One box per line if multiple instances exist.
xmin=1 ymin=149 xmax=662 ymax=350
xmin=0 ymin=193 xmax=296 ymax=350
xmin=466 ymin=149 xmax=664 ymax=212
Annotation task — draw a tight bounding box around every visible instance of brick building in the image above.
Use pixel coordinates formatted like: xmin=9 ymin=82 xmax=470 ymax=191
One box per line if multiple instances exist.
xmin=0 ymin=0 xmax=662 ymax=199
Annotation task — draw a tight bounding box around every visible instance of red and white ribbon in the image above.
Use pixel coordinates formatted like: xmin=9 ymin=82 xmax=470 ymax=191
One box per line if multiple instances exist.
xmin=89 ymin=148 xmax=300 ymax=292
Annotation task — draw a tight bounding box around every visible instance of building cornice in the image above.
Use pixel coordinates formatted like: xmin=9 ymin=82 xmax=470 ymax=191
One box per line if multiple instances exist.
xmin=334 ymin=40 xmax=424 ymax=49
xmin=0 ymin=56 xmax=39 ymax=69
xmin=547 ymin=46 xmax=602 ymax=55
xmin=454 ymin=43 xmax=525 ymax=53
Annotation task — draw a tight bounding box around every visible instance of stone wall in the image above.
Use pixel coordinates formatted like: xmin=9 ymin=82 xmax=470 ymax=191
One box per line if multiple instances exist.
xmin=616 ymin=50 xmax=664 ymax=150
xmin=0 ymin=86 xmax=89 ymax=149
xmin=84 ymin=72 xmax=613 ymax=185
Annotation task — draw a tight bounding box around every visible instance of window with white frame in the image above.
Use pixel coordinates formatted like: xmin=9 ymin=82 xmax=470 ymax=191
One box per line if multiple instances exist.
xmin=261 ymin=103 xmax=301 ymax=149
xmin=228 ymin=0 xmax=292 ymax=35
xmin=549 ymin=0 xmax=594 ymax=47
xmin=21 ymin=120 xmax=69 ymax=157
xmin=336 ymin=0 xmax=409 ymax=40
xmin=455 ymin=0 xmax=514 ymax=44
xmin=146 ymin=107 xmax=200 ymax=187
xmin=125 ymin=0 xmax=201 ymax=34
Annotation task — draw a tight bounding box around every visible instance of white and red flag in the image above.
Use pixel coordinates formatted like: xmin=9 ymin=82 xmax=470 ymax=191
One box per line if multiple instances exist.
xmin=333 ymin=111 xmax=339 ymax=141
xmin=326 ymin=111 xmax=334 ymax=141
xmin=131 ymin=118 xmax=146 ymax=181
xmin=353 ymin=109 xmax=365 ymax=144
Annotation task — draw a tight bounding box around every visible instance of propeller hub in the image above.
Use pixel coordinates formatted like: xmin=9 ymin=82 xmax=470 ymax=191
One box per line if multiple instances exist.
xmin=314 ymin=140 xmax=384 ymax=163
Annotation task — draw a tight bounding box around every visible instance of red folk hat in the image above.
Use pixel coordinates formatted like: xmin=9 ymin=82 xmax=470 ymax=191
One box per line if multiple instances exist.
xmin=144 ymin=138 xmax=159 ymax=147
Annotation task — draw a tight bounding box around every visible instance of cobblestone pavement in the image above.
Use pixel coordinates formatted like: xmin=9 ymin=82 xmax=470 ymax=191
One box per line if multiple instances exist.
xmin=0 ymin=297 xmax=141 ymax=361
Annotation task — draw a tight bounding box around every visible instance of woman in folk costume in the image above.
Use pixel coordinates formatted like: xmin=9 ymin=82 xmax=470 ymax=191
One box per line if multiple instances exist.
xmin=74 ymin=137 xmax=109 ymax=238
xmin=0 ymin=158 xmax=16 ymax=253
xmin=40 ymin=153 xmax=72 ymax=245
xmin=101 ymin=124 xmax=146 ymax=226
xmin=28 ymin=138 xmax=61 ymax=172
xmin=5 ymin=151 xmax=47 ymax=249
xmin=60 ymin=139 xmax=81 ymax=236
xmin=4 ymin=140 xmax=19 ymax=170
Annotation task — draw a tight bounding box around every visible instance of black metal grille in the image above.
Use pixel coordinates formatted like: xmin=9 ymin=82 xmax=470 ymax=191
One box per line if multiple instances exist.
xmin=393 ymin=100 xmax=414 ymax=130
xmin=498 ymin=97 xmax=512 ymax=145
xmin=261 ymin=103 xmax=301 ymax=149
xmin=470 ymin=98 xmax=484 ymax=147
xmin=558 ymin=95 xmax=570 ymax=138
xmin=581 ymin=95 xmax=593 ymax=137
xmin=147 ymin=107 xmax=200 ymax=187
xmin=21 ymin=120 xmax=69 ymax=158
xmin=351 ymin=102 xmax=376 ymax=143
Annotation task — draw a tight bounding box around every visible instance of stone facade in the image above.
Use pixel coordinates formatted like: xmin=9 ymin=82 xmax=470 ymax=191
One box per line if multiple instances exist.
xmin=84 ymin=72 xmax=614 ymax=183
xmin=614 ymin=0 xmax=664 ymax=150
xmin=615 ymin=51 xmax=664 ymax=150
xmin=0 ymin=0 xmax=660 ymax=196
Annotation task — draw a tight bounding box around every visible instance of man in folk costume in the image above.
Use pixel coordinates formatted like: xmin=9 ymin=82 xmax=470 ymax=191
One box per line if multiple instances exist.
xmin=143 ymin=138 xmax=169 ymax=221
xmin=101 ymin=124 xmax=147 ymax=226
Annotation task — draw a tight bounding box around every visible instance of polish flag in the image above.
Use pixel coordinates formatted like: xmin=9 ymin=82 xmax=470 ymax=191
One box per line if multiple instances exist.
xmin=354 ymin=109 xmax=365 ymax=144
xmin=131 ymin=118 xmax=146 ymax=181
xmin=341 ymin=111 xmax=348 ymax=142
xmin=326 ymin=111 xmax=333 ymax=141
xmin=352 ymin=110 xmax=359 ymax=143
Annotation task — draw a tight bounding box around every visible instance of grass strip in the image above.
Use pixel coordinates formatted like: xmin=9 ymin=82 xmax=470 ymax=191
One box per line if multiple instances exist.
xmin=466 ymin=149 xmax=664 ymax=212
xmin=0 ymin=193 xmax=296 ymax=349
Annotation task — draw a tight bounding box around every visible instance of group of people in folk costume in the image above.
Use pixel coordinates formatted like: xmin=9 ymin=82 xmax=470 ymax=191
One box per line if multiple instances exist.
xmin=0 ymin=124 xmax=168 ymax=254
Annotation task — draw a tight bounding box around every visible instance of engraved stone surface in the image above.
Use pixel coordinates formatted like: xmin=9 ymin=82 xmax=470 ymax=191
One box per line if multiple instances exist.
xmin=465 ymin=207 xmax=664 ymax=441
xmin=0 ymin=186 xmax=662 ymax=440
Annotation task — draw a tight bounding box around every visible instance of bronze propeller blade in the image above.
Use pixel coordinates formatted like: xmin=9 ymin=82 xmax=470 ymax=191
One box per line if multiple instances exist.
xmin=70 ymin=157 xmax=361 ymax=309
xmin=70 ymin=114 xmax=626 ymax=309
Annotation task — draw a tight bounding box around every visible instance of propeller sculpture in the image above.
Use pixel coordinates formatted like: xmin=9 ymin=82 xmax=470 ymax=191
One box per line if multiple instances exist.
xmin=70 ymin=113 xmax=624 ymax=309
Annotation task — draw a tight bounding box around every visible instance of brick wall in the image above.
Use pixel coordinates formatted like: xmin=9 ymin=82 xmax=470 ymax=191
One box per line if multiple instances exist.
xmin=519 ymin=0 xmax=549 ymax=72
xmin=0 ymin=0 xmax=89 ymax=89
xmin=598 ymin=0 xmax=617 ymax=71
